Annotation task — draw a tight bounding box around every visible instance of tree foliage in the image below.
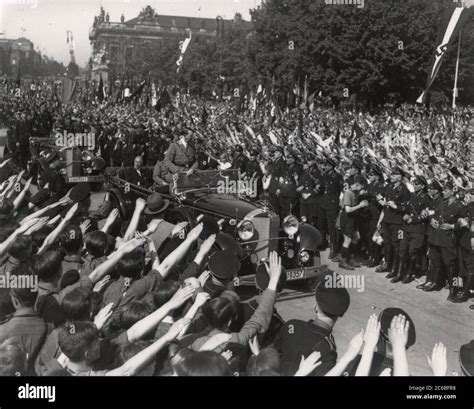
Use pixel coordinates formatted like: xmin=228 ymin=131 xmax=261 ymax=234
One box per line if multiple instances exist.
xmin=111 ymin=0 xmax=474 ymax=106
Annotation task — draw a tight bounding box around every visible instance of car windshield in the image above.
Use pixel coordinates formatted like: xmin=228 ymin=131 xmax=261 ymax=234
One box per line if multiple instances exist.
xmin=174 ymin=169 xmax=240 ymax=195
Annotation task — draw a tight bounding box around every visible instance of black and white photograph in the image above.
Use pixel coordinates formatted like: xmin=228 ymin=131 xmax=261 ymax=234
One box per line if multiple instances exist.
xmin=0 ymin=0 xmax=473 ymax=408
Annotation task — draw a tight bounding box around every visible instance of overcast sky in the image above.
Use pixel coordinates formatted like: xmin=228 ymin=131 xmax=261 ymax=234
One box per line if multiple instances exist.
xmin=0 ymin=0 xmax=261 ymax=67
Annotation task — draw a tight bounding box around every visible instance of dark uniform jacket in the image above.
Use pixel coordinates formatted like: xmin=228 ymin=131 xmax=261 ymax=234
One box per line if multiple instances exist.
xmin=232 ymin=153 xmax=248 ymax=173
xmin=299 ymin=166 xmax=322 ymax=201
xmin=320 ymin=170 xmax=343 ymax=210
xmin=400 ymin=190 xmax=431 ymax=233
xmin=279 ymin=163 xmax=302 ymax=198
xmin=268 ymin=158 xmax=286 ymax=194
xmin=243 ymin=160 xmax=262 ymax=180
xmin=458 ymin=202 xmax=474 ymax=252
xmin=363 ymin=180 xmax=385 ymax=221
xmin=428 ymin=198 xmax=464 ymax=247
xmin=277 ymin=319 xmax=337 ymax=376
xmin=382 ymin=182 xmax=410 ymax=224
xmin=196 ymin=151 xmax=219 ymax=170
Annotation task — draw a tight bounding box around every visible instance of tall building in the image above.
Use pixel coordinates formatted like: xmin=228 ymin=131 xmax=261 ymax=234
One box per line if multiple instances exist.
xmin=0 ymin=37 xmax=40 ymax=77
xmin=88 ymin=5 xmax=252 ymax=84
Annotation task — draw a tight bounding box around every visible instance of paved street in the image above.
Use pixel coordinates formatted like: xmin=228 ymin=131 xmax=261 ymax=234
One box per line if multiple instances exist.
xmin=276 ymin=250 xmax=474 ymax=376
xmin=89 ymin=192 xmax=474 ymax=377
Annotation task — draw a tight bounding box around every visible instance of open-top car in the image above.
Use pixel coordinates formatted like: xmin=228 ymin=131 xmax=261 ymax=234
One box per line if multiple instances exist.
xmin=108 ymin=168 xmax=331 ymax=290
xmin=29 ymin=137 xmax=106 ymax=186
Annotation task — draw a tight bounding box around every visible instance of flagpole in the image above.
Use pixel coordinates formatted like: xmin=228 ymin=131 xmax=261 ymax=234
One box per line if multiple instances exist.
xmin=452 ymin=29 xmax=462 ymax=110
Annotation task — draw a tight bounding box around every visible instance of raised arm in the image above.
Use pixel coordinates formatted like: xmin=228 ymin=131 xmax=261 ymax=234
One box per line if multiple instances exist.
xmin=126 ymin=286 xmax=195 ymax=343
xmin=101 ymin=207 xmax=119 ymax=234
xmin=107 ymin=318 xmax=190 ymax=376
xmin=37 ymin=203 xmax=79 ymax=255
xmin=122 ymin=198 xmax=146 ymax=242
xmin=88 ymin=237 xmax=146 ymax=284
xmin=0 ymin=218 xmax=48 ymax=257
xmin=233 ymin=252 xmax=281 ymax=346
xmin=355 ymin=315 xmax=380 ymax=376
xmin=156 ymin=223 xmax=203 ymax=279
xmin=13 ymin=177 xmax=32 ymax=211
xmin=388 ymin=315 xmax=410 ymax=376
xmin=325 ymin=330 xmax=364 ymax=377
xmin=22 ymin=199 xmax=68 ymax=224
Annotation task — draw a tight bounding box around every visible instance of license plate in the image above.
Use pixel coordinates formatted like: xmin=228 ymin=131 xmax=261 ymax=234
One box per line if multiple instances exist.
xmin=68 ymin=175 xmax=104 ymax=183
xmin=68 ymin=176 xmax=89 ymax=183
xmin=286 ymin=269 xmax=305 ymax=281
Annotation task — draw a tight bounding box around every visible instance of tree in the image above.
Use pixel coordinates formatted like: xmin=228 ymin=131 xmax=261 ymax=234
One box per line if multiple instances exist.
xmin=249 ymin=0 xmax=474 ymax=106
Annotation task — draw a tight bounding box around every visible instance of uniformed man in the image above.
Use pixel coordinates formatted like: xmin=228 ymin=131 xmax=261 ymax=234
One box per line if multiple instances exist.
xmin=277 ymin=277 xmax=350 ymax=376
xmin=453 ymin=187 xmax=474 ymax=304
xmin=121 ymin=134 xmax=136 ymax=168
xmin=0 ymin=283 xmax=51 ymax=374
xmin=266 ymin=147 xmax=286 ymax=215
xmin=424 ymin=180 xmax=464 ymax=301
xmin=390 ymin=175 xmax=431 ymax=284
xmin=231 ymin=146 xmax=248 ymax=174
xmin=298 ymin=155 xmax=321 ymax=227
xmin=242 ymin=149 xmax=263 ymax=198
xmin=163 ymin=131 xmax=198 ymax=178
xmin=278 ymin=153 xmax=302 ymax=219
xmin=364 ymin=164 xmax=385 ymax=268
xmin=202 ymin=250 xmax=239 ymax=298
xmin=376 ymin=166 xmax=410 ymax=278
xmin=152 ymin=153 xmax=171 ymax=194
xmin=318 ymin=156 xmax=343 ymax=259
xmin=417 ymin=179 xmax=444 ymax=291
xmin=195 ymin=140 xmax=219 ymax=171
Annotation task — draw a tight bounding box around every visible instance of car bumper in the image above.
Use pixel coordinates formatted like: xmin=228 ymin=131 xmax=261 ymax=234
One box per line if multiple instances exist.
xmin=233 ymin=265 xmax=329 ymax=287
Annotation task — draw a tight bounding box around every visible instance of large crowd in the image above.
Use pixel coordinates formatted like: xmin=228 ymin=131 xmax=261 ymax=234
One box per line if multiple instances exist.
xmin=0 ymin=77 xmax=472 ymax=377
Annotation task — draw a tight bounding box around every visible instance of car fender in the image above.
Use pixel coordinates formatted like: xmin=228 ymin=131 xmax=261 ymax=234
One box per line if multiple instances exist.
xmin=215 ymin=232 xmax=245 ymax=258
xmin=109 ymin=187 xmax=130 ymax=220
xmin=297 ymin=224 xmax=323 ymax=253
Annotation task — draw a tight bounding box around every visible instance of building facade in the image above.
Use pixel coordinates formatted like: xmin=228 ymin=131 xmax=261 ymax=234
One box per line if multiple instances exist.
xmin=88 ymin=5 xmax=251 ymax=84
xmin=0 ymin=37 xmax=40 ymax=77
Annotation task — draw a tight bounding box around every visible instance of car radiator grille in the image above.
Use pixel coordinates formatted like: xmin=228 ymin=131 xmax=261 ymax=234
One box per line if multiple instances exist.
xmin=250 ymin=212 xmax=280 ymax=264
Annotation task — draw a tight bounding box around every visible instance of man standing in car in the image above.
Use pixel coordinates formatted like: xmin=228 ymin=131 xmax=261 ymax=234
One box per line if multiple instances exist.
xmin=163 ymin=131 xmax=198 ymax=177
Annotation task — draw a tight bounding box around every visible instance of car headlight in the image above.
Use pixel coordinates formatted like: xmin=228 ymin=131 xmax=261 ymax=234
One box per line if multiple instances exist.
xmin=237 ymin=220 xmax=254 ymax=241
xmin=283 ymin=215 xmax=299 ymax=237
xmin=299 ymin=250 xmax=310 ymax=264
xmin=81 ymin=150 xmax=93 ymax=162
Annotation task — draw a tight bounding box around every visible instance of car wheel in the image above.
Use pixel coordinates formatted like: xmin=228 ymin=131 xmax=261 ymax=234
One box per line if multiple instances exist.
xmin=109 ymin=191 xmax=124 ymax=219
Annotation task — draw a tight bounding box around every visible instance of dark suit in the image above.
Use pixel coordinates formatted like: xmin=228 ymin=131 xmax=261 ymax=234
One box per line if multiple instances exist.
xmin=122 ymin=167 xmax=152 ymax=188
